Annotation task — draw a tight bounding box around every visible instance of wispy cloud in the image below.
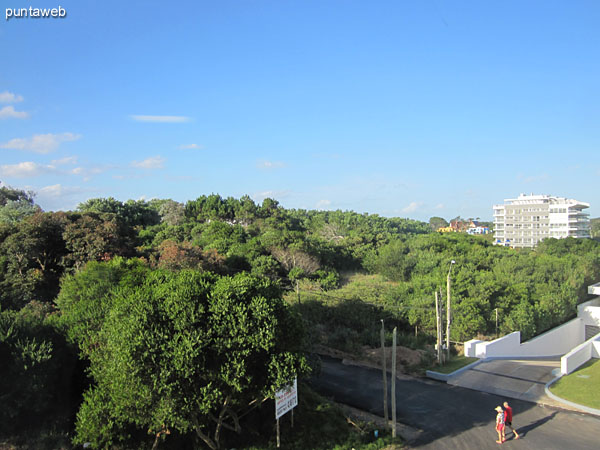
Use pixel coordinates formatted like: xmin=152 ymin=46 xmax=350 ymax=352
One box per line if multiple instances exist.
xmin=51 ymin=156 xmax=78 ymax=165
xmin=131 ymin=156 xmax=166 ymax=169
xmin=0 ymin=161 xmax=57 ymax=178
xmin=520 ymin=173 xmax=549 ymax=183
xmin=36 ymin=184 xmax=90 ymax=211
xmin=434 ymin=203 xmax=445 ymax=210
xmin=257 ymin=160 xmax=286 ymax=170
xmin=0 ymin=132 xmax=81 ymax=154
xmin=38 ymin=184 xmax=81 ymax=198
xmin=0 ymin=91 xmax=23 ymax=103
xmin=70 ymin=164 xmax=112 ymax=181
xmin=252 ymin=190 xmax=291 ymax=203
xmin=402 ymin=201 xmax=423 ymax=213
xmin=178 ymin=143 xmax=203 ymax=150
xmin=130 ymin=115 xmax=191 ymax=123
xmin=0 ymin=105 xmax=29 ymax=119
xmin=316 ymin=199 xmax=331 ymax=209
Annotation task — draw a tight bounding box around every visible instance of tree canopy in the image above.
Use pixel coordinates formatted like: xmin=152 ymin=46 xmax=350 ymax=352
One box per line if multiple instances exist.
xmin=57 ymin=262 xmax=308 ymax=449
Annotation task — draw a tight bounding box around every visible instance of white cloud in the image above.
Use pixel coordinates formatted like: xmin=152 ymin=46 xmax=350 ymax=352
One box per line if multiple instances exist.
xmin=36 ymin=184 xmax=90 ymax=211
xmin=257 ymin=160 xmax=286 ymax=170
xmin=0 ymin=161 xmax=57 ymax=178
xmin=434 ymin=203 xmax=445 ymax=210
xmin=131 ymin=156 xmax=166 ymax=169
xmin=67 ymin=163 xmax=113 ymax=181
xmin=0 ymin=105 xmax=29 ymax=119
xmin=51 ymin=156 xmax=78 ymax=165
xmin=316 ymin=199 xmax=331 ymax=209
xmin=402 ymin=201 xmax=423 ymax=213
xmin=520 ymin=173 xmax=549 ymax=183
xmin=0 ymin=91 xmax=23 ymax=103
xmin=252 ymin=190 xmax=291 ymax=202
xmin=179 ymin=143 xmax=203 ymax=150
xmin=130 ymin=115 xmax=191 ymax=123
xmin=38 ymin=184 xmax=70 ymax=197
xmin=0 ymin=132 xmax=81 ymax=154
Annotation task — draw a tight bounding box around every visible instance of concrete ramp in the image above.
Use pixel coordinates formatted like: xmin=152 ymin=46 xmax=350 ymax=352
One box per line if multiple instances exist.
xmin=447 ymin=358 xmax=566 ymax=407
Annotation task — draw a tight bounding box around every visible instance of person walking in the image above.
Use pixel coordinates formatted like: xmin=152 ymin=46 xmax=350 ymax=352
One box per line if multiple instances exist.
xmin=494 ymin=406 xmax=505 ymax=444
xmin=503 ymin=401 xmax=520 ymax=440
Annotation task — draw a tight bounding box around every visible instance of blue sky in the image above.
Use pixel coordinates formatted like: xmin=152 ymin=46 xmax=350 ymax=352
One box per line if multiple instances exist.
xmin=1 ymin=0 xmax=598 ymax=221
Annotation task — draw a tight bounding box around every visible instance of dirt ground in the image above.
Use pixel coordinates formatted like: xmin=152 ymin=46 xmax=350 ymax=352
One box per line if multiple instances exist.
xmin=315 ymin=344 xmax=431 ymax=377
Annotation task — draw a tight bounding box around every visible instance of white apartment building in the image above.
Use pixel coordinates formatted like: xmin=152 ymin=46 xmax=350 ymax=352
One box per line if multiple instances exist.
xmin=493 ymin=194 xmax=590 ymax=248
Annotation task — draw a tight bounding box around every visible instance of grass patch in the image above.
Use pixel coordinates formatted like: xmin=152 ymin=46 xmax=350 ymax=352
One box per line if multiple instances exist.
xmin=550 ymin=358 xmax=600 ymax=410
xmin=430 ymin=355 xmax=478 ymax=374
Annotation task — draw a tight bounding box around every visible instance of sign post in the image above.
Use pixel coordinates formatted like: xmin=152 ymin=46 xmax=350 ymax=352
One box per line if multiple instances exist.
xmin=275 ymin=377 xmax=298 ymax=448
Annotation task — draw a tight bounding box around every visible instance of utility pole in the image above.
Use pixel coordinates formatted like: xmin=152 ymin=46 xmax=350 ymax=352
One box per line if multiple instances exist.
xmin=435 ymin=291 xmax=442 ymax=365
xmin=380 ymin=320 xmax=388 ymax=425
xmin=446 ymin=260 xmax=455 ymax=361
xmin=495 ymin=308 xmax=499 ymax=338
xmin=391 ymin=327 xmax=397 ymax=438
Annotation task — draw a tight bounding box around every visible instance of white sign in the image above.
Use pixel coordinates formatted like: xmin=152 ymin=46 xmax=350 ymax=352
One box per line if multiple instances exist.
xmin=275 ymin=377 xmax=298 ymax=419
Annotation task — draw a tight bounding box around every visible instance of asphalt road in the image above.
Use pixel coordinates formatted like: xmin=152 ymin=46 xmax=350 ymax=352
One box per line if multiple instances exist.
xmin=309 ymin=356 xmax=599 ymax=449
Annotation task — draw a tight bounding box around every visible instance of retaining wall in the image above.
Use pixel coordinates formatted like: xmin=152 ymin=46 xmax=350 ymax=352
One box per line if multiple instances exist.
xmin=561 ymin=333 xmax=600 ymax=375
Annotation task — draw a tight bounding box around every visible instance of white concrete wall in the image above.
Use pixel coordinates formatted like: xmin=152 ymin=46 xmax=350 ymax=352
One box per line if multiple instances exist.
xmin=588 ymin=283 xmax=600 ymax=296
xmin=475 ymin=332 xmax=520 ymax=358
xmin=464 ymin=339 xmax=483 ymax=357
xmin=561 ymin=333 xmax=600 ymax=375
xmin=578 ymin=297 xmax=600 ymax=326
xmin=519 ymin=318 xmax=583 ymax=356
xmin=473 ymin=319 xmax=584 ymax=358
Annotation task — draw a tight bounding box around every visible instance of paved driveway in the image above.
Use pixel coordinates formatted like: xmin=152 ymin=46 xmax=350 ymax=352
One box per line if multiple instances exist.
xmin=310 ymin=356 xmax=600 ymax=449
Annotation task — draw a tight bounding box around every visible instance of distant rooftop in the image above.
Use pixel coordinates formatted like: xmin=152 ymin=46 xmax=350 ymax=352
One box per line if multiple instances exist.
xmin=496 ymin=194 xmax=590 ymax=209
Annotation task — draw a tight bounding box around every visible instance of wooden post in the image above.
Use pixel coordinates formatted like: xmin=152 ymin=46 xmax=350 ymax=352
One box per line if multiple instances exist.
xmin=435 ymin=291 xmax=442 ymax=365
xmin=380 ymin=320 xmax=388 ymax=424
xmin=276 ymin=418 xmax=280 ymax=448
xmin=291 ymin=409 xmax=294 ymax=428
xmin=391 ymin=327 xmax=397 ymax=438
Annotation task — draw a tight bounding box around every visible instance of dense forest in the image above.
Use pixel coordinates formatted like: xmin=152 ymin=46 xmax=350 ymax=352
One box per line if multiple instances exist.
xmin=1 ymin=186 xmax=599 ymax=448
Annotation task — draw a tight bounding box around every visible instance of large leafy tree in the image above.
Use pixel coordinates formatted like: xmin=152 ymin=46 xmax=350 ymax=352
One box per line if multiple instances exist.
xmin=58 ymin=266 xmax=308 ymax=449
xmin=0 ymin=212 xmax=68 ymax=308
xmin=62 ymin=212 xmax=134 ymax=270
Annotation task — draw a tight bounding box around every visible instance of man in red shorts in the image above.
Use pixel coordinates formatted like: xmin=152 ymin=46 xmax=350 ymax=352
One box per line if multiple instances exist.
xmin=503 ymin=401 xmax=520 ymax=440
xmin=494 ymin=406 xmax=505 ymax=444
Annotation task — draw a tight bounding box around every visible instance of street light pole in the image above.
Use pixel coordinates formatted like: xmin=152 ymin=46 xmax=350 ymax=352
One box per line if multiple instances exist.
xmin=446 ymin=260 xmax=455 ymax=361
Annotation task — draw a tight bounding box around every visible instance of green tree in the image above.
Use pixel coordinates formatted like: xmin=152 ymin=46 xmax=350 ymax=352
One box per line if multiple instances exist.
xmin=62 ymin=212 xmax=134 ymax=270
xmin=60 ymin=267 xmax=308 ymax=449
xmin=0 ymin=212 xmax=68 ymax=308
xmin=158 ymin=199 xmax=185 ymax=226
xmin=0 ymin=301 xmax=77 ymax=434
xmin=428 ymin=216 xmax=448 ymax=231
xmin=591 ymin=218 xmax=600 ymax=238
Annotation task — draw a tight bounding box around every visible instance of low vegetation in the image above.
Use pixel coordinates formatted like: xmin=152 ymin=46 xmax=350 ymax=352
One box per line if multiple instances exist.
xmin=1 ymin=187 xmax=599 ymax=448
